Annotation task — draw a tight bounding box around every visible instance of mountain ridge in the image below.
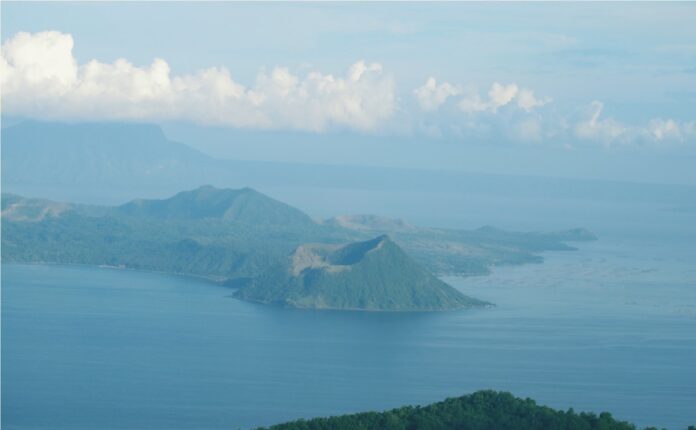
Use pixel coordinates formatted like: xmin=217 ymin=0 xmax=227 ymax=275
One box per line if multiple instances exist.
xmin=115 ymin=185 xmax=316 ymax=227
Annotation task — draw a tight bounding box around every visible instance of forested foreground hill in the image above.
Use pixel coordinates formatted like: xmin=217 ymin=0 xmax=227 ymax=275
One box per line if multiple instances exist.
xmin=257 ymin=391 xmax=689 ymax=430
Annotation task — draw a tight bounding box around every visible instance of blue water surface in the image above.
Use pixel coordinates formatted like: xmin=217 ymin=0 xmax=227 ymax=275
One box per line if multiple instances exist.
xmin=3 ymin=191 xmax=696 ymax=429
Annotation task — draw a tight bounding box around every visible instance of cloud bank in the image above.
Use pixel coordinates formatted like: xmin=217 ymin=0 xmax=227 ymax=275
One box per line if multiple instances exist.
xmin=572 ymin=100 xmax=696 ymax=146
xmin=413 ymin=76 xmax=694 ymax=147
xmin=413 ymin=78 xmax=551 ymax=114
xmin=1 ymin=31 xmax=694 ymax=147
xmin=1 ymin=31 xmax=396 ymax=132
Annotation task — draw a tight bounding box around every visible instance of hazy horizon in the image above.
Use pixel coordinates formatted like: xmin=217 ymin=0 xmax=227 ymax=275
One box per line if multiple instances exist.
xmin=3 ymin=2 xmax=696 ymax=185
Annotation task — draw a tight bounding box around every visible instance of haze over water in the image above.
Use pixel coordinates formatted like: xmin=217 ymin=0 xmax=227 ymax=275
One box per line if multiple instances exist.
xmin=3 ymin=191 xmax=695 ymax=430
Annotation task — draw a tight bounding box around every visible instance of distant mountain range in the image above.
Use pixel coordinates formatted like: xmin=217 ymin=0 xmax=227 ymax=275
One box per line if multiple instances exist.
xmin=2 ymin=121 xmax=213 ymax=188
xmin=2 ymin=186 xmax=595 ymax=311
xmin=3 ymin=120 xmax=695 ymax=207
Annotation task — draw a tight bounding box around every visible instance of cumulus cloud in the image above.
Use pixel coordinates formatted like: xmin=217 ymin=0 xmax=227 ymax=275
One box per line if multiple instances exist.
xmin=573 ymin=101 xmax=695 ymax=146
xmin=488 ymin=83 xmax=518 ymax=110
xmin=457 ymin=82 xmax=550 ymax=114
xmin=0 ymin=31 xmax=396 ymax=132
xmin=413 ymin=77 xmax=460 ymax=111
xmin=516 ymin=88 xmax=551 ymax=112
xmin=3 ymin=31 xmax=693 ymax=148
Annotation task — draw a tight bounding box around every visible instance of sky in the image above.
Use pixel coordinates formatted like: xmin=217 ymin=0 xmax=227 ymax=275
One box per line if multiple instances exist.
xmin=2 ymin=2 xmax=696 ymax=184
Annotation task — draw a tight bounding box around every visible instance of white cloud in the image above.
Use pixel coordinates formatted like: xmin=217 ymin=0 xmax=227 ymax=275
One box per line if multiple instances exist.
xmin=1 ymin=31 xmax=396 ymax=132
xmin=3 ymin=31 xmax=693 ymax=148
xmin=573 ymin=101 xmax=695 ymax=146
xmin=456 ymin=82 xmax=549 ymax=114
xmin=413 ymin=77 xmax=460 ymax=111
xmin=0 ymin=31 xmax=78 ymax=96
xmin=516 ymin=88 xmax=551 ymax=112
xmin=411 ymin=79 xmax=694 ymax=148
xmin=488 ymin=83 xmax=518 ymax=110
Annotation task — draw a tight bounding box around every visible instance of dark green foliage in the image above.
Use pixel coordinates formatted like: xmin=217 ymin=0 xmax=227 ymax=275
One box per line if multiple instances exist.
xmin=257 ymin=390 xmax=643 ymax=430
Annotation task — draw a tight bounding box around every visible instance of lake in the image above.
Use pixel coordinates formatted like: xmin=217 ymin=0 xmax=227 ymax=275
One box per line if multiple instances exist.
xmin=3 ymin=236 xmax=695 ymax=429
xmin=2 ymin=189 xmax=696 ymax=429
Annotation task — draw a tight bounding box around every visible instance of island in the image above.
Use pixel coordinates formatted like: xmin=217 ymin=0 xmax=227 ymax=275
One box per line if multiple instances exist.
xmin=2 ymin=186 xmax=596 ymax=311
xmin=235 ymin=235 xmax=487 ymax=311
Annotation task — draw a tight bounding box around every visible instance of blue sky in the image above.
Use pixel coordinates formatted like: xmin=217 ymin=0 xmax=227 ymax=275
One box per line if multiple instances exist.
xmin=2 ymin=2 xmax=696 ymax=184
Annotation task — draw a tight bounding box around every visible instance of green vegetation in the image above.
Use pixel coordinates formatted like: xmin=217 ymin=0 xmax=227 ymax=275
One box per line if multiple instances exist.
xmin=235 ymin=235 xmax=486 ymax=311
xmin=257 ymin=390 xmax=672 ymax=430
xmin=2 ymin=186 xmax=596 ymax=310
xmin=2 ymin=188 xmax=334 ymax=279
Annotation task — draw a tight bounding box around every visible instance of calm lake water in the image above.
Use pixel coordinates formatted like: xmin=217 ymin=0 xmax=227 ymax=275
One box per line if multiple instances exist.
xmin=3 ymin=238 xmax=696 ymax=430
xmin=3 ymin=190 xmax=696 ymax=429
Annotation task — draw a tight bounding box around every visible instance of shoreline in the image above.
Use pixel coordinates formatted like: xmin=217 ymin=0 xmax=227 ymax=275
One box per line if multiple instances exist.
xmin=1 ymin=260 xmax=228 ymax=286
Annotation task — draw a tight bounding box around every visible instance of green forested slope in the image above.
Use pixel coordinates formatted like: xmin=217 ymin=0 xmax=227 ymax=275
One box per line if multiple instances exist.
xmin=259 ymin=390 xmax=674 ymax=430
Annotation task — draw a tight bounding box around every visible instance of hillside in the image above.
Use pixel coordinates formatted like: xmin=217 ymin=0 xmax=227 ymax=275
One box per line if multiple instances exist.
xmin=258 ymin=390 xmax=654 ymax=430
xmin=1 ymin=189 xmax=596 ymax=280
xmin=116 ymin=185 xmax=315 ymax=227
xmin=1 ymin=193 xmax=75 ymax=222
xmin=1 ymin=188 xmax=329 ymax=280
xmin=234 ymin=235 xmax=486 ymax=311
